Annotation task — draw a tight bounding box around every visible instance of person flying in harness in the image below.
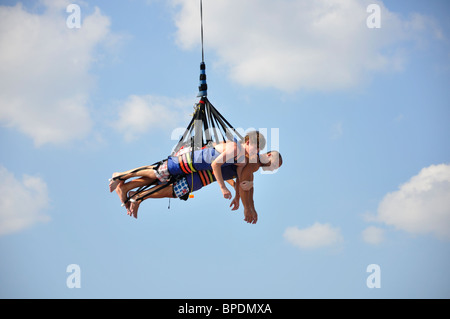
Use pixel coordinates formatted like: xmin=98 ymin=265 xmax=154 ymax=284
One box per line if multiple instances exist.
xmin=113 ymin=150 xmax=282 ymax=222
xmin=109 ymin=131 xmax=266 ymax=213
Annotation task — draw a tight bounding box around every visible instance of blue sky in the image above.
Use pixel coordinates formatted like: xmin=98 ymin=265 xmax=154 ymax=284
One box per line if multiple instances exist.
xmin=0 ymin=0 xmax=449 ymax=298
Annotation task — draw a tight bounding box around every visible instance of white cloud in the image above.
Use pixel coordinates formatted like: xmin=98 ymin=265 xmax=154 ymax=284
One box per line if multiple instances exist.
xmin=114 ymin=94 xmax=191 ymax=142
xmin=284 ymin=222 xmax=343 ymax=250
xmin=0 ymin=165 xmax=50 ymax=236
xmin=374 ymin=164 xmax=450 ymax=240
xmin=172 ymin=0 xmax=441 ymax=92
xmin=0 ymin=1 xmax=115 ymax=146
xmin=362 ymin=226 xmax=385 ymax=245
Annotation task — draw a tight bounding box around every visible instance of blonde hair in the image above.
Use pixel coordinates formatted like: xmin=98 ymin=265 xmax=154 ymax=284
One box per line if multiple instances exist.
xmin=244 ymin=131 xmax=266 ymax=150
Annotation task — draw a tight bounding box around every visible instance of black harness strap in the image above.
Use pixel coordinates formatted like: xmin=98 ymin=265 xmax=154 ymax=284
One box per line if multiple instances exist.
xmin=111 ymin=162 xmax=160 ymax=182
xmin=130 ymin=175 xmax=182 ymax=204
xmin=122 ymin=161 xmax=164 ymax=205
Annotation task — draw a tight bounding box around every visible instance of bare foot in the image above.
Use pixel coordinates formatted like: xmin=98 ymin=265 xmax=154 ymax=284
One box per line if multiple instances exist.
xmin=109 ymin=173 xmax=122 ymax=192
xmin=115 ymin=181 xmax=130 ymax=209
xmin=128 ymin=191 xmax=140 ymax=219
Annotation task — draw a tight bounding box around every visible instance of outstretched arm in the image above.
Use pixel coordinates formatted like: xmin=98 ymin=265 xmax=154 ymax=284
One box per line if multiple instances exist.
xmin=239 ymin=163 xmax=259 ymax=224
xmin=229 ymin=165 xmax=243 ymax=211
xmin=211 ymin=141 xmax=238 ymax=200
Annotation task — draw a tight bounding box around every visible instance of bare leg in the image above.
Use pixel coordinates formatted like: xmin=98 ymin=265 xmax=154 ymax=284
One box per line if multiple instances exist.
xmin=128 ymin=184 xmax=174 ymax=219
xmin=115 ymin=177 xmax=154 ymax=213
xmin=109 ymin=165 xmax=157 ymax=192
